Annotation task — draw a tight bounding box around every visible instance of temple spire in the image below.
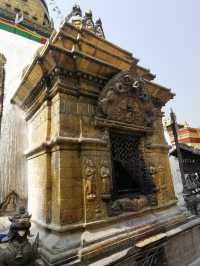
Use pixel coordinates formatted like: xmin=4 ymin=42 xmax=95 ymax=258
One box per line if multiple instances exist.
xmin=66 ymin=5 xmax=105 ymax=38
xmin=83 ymin=10 xmax=95 ymax=32
xmin=95 ymin=18 xmax=105 ymax=39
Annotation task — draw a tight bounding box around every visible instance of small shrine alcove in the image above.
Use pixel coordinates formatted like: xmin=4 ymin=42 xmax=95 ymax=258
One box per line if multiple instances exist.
xmin=95 ymin=69 xmax=158 ymax=213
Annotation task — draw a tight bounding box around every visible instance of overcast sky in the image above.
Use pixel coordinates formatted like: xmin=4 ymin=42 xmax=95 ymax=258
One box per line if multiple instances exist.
xmin=47 ymin=0 xmax=200 ymax=126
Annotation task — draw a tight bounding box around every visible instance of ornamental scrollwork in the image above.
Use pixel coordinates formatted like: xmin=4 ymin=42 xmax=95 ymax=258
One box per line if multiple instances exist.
xmin=97 ymin=69 xmax=155 ymax=127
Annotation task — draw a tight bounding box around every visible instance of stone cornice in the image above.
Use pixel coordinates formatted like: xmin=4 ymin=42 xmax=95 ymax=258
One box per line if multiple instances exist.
xmin=25 ymin=136 xmax=108 ymax=159
xmin=95 ymin=117 xmax=154 ymax=134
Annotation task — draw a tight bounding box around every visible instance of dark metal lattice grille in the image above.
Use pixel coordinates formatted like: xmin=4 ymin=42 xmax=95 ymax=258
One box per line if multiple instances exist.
xmin=110 ymin=133 xmax=140 ymax=174
xmin=110 ymin=133 xmax=142 ymax=195
xmin=111 ymin=134 xmax=140 ymax=162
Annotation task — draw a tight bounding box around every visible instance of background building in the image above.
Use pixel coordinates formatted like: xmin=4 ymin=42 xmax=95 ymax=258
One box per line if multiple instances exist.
xmin=0 ymin=0 xmax=52 ymax=208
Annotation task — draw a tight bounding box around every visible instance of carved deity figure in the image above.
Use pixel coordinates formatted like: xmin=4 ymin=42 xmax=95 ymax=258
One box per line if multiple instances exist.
xmin=100 ymin=161 xmax=111 ymax=200
xmin=150 ymin=165 xmax=157 ymax=181
xmin=83 ymin=159 xmax=96 ymax=200
xmin=0 ymin=208 xmax=43 ymax=266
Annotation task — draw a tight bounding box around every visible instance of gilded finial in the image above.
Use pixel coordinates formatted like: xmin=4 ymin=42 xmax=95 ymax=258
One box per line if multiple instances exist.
xmin=83 ymin=10 xmax=95 ymax=32
xmin=95 ymin=17 xmax=105 ymax=39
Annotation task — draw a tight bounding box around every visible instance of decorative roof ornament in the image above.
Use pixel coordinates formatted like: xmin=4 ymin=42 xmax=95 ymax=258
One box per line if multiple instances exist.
xmin=66 ymin=5 xmax=105 ymax=38
xmin=66 ymin=4 xmax=83 ymax=29
xmin=83 ymin=10 xmax=95 ymax=32
xmin=72 ymin=4 xmax=82 ymax=17
xmin=95 ymin=18 xmax=105 ymax=39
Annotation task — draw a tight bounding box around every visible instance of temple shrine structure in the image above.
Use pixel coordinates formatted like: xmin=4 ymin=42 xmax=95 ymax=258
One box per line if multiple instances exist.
xmin=1 ymin=2 xmax=200 ymax=266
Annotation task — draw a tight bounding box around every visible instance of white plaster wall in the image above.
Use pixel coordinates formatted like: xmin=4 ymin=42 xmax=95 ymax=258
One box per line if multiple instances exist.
xmin=0 ymin=30 xmax=41 ymax=203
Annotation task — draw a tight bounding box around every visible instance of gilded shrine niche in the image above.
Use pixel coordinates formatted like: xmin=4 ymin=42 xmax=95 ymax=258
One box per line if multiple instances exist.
xmin=96 ymin=69 xmax=157 ymax=214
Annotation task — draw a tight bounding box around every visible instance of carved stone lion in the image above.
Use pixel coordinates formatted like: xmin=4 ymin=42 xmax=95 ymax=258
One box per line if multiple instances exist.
xmin=0 ymin=208 xmax=44 ymax=266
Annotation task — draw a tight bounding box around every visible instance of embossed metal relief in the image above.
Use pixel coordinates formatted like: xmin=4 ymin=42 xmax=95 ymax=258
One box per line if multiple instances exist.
xmin=97 ymin=69 xmax=155 ymax=127
xmin=82 ymin=158 xmax=97 ymax=201
xmin=99 ymin=160 xmax=111 ymax=200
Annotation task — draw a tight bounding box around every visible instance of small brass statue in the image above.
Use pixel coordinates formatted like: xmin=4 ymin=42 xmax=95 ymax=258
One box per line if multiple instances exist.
xmin=0 ymin=208 xmax=44 ymax=266
xmin=100 ymin=161 xmax=111 ymax=200
xmin=83 ymin=159 xmax=97 ymax=200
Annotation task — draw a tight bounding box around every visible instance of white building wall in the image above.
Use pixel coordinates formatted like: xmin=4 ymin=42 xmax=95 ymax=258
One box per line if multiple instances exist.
xmin=0 ymin=30 xmax=41 ymax=203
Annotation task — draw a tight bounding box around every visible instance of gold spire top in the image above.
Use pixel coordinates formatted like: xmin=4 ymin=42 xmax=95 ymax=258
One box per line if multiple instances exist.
xmin=0 ymin=0 xmax=52 ymax=36
xmin=66 ymin=4 xmax=105 ymax=39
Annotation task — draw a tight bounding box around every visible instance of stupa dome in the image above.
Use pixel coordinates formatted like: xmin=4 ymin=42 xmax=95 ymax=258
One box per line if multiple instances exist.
xmin=0 ymin=0 xmax=52 ymax=36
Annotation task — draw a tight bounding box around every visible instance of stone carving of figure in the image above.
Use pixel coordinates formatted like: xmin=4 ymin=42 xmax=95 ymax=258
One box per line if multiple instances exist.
xmin=83 ymin=159 xmax=96 ymax=200
xmin=100 ymin=161 xmax=111 ymax=200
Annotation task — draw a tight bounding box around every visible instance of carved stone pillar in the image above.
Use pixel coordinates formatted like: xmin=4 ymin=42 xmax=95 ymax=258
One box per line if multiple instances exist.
xmin=145 ymin=109 xmax=176 ymax=207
